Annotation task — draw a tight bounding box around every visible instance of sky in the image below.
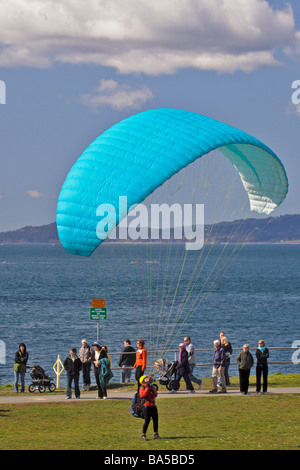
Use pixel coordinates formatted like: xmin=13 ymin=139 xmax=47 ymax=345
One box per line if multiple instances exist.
xmin=0 ymin=0 xmax=299 ymax=231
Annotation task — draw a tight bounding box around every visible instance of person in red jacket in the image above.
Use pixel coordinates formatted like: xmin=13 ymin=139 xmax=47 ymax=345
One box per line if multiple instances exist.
xmin=133 ymin=339 xmax=147 ymax=390
xmin=139 ymin=375 xmax=160 ymax=441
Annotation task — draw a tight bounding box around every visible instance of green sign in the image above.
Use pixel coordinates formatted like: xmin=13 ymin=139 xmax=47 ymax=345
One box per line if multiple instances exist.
xmin=90 ymin=307 xmax=107 ymax=321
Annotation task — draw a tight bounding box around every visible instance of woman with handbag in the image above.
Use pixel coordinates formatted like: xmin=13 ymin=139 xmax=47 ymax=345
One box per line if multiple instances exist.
xmin=13 ymin=343 xmax=29 ymax=393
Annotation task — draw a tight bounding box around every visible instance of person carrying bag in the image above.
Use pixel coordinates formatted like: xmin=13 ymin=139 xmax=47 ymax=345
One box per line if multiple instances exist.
xmin=14 ymin=343 xmax=29 ymax=393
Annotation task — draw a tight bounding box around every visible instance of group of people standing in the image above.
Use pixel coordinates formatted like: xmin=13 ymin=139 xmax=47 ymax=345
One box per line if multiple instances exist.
xmin=12 ymin=334 xmax=270 ymax=442
xmin=63 ymin=340 xmax=113 ymax=399
xmin=66 ymin=338 xmax=146 ymax=399
xmin=13 ymin=334 xmax=270 ymax=400
xmin=210 ymin=332 xmax=269 ymax=395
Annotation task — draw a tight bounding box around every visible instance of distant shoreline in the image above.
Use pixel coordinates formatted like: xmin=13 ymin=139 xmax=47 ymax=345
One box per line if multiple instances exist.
xmin=0 ymin=240 xmax=300 ymax=246
xmin=0 ymin=214 xmax=300 ymax=245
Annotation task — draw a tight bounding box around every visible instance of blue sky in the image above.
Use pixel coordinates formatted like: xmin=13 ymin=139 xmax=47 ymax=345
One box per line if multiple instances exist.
xmin=0 ymin=0 xmax=299 ymax=231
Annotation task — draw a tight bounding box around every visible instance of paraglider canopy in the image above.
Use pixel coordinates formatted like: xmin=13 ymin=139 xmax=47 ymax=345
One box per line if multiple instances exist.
xmin=56 ymin=108 xmax=288 ymax=256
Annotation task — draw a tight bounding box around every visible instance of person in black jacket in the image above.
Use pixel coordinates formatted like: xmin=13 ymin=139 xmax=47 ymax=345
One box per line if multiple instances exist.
xmin=13 ymin=343 xmax=29 ymax=393
xmin=169 ymin=343 xmax=195 ymax=394
xmin=256 ymin=340 xmax=269 ymax=394
xmin=63 ymin=348 xmax=82 ymax=399
xmin=118 ymin=339 xmax=136 ymax=383
xmin=236 ymin=344 xmax=254 ymax=395
xmin=220 ymin=336 xmax=233 ymax=387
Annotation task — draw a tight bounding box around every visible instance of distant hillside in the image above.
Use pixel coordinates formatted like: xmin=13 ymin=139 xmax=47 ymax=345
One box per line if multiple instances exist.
xmin=0 ymin=215 xmax=299 ymax=244
xmin=0 ymin=222 xmax=59 ymax=244
xmin=205 ymin=214 xmax=300 ymax=243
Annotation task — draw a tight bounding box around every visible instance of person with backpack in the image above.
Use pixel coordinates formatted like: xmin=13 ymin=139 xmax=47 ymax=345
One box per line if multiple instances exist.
xmin=63 ymin=348 xmax=82 ymax=399
xmin=13 ymin=343 xmax=29 ymax=393
xmin=139 ymin=375 xmax=160 ymax=441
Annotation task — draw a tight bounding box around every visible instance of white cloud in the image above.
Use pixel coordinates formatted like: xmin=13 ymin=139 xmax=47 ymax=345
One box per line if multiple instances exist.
xmin=25 ymin=190 xmax=57 ymax=199
xmin=0 ymin=0 xmax=298 ymax=74
xmin=79 ymin=79 xmax=153 ymax=110
xmin=296 ymin=30 xmax=300 ymax=51
xmin=25 ymin=190 xmax=44 ymax=199
xmin=286 ymin=79 xmax=300 ymax=116
xmin=285 ymin=29 xmax=300 ymax=57
xmin=286 ymin=102 xmax=300 ymax=117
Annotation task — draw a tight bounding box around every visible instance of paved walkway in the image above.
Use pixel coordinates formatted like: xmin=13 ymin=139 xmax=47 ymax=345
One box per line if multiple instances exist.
xmin=0 ymin=387 xmax=299 ymax=405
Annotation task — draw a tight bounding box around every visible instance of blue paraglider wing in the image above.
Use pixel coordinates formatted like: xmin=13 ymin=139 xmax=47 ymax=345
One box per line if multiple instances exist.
xmin=56 ymin=108 xmax=288 ymax=256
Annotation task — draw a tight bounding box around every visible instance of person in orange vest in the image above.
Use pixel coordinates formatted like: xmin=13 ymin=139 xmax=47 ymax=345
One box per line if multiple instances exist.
xmin=134 ymin=339 xmax=147 ymax=390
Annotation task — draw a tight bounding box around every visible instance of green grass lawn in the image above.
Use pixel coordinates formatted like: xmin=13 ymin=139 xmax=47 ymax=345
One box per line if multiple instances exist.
xmin=0 ymin=378 xmax=299 ymax=450
xmin=0 ymin=373 xmax=298 ymax=450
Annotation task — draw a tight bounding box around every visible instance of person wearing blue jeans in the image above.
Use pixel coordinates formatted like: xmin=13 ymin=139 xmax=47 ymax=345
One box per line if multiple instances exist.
xmin=63 ymin=348 xmax=82 ymax=399
xmin=14 ymin=343 xmax=28 ymax=393
xmin=14 ymin=370 xmax=26 ymax=393
xmin=220 ymin=336 xmax=232 ymax=387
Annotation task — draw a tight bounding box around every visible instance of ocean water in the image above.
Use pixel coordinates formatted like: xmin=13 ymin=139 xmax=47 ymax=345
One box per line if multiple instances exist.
xmin=0 ymin=243 xmax=299 ymax=387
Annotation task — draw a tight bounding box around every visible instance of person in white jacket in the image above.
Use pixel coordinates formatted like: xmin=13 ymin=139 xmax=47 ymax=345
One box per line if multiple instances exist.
xmin=184 ymin=336 xmax=203 ymax=389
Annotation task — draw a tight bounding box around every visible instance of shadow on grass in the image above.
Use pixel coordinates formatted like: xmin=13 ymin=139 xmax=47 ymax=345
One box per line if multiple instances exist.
xmin=161 ymin=436 xmax=214 ymax=440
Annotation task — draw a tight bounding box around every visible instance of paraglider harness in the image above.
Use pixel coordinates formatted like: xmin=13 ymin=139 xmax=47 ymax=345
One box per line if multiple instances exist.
xmin=130 ymin=391 xmax=146 ymax=419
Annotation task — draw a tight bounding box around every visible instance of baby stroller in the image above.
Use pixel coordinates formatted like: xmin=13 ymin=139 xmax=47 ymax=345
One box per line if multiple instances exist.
xmin=28 ymin=364 xmax=56 ymax=393
xmin=153 ymin=358 xmax=177 ymax=391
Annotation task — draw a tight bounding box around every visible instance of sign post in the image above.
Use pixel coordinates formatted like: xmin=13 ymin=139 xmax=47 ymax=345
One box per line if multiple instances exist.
xmin=90 ymin=299 xmax=106 ymax=342
xmin=53 ymin=354 xmax=64 ymax=389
